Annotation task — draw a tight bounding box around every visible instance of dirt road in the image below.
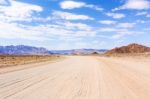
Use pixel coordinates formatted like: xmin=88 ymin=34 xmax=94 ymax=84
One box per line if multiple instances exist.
xmin=0 ymin=56 xmax=150 ymax=99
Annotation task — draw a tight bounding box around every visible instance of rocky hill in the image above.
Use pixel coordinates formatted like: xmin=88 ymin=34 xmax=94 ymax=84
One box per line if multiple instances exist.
xmin=106 ymin=43 xmax=150 ymax=55
xmin=0 ymin=45 xmax=51 ymax=55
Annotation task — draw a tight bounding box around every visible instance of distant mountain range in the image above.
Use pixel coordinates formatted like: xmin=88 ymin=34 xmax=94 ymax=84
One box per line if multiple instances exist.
xmin=0 ymin=45 xmax=108 ymax=55
xmin=1 ymin=43 xmax=149 ymax=55
xmin=106 ymin=43 xmax=150 ymax=55
xmin=0 ymin=45 xmax=50 ymax=55
xmin=51 ymin=49 xmax=108 ymax=55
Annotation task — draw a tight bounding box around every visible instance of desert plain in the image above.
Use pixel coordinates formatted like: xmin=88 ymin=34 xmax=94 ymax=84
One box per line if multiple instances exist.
xmin=0 ymin=55 xmax=150 ymax=99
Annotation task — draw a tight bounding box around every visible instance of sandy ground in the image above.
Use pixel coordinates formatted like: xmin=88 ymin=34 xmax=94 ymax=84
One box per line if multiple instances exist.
xmin=0 ymin=56 xmax=150 ymax=99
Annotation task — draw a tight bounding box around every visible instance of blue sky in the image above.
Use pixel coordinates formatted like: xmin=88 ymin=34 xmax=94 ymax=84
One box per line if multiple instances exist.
xmin=0 ymin=0 xmax=150 ymax=50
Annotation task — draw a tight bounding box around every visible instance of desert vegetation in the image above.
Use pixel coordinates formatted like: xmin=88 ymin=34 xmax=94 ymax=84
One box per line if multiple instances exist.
xmin=0 ymin=55 xmax=61 ymax=68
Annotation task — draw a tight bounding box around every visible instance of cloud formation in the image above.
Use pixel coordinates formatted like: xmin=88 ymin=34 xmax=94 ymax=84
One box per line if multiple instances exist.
xmin=106 ymin=13 xmax=125 ymax=19
xmin=117 ymin=22 xmax=136 ymax=28
xmin=60 ymin=1 xmax=103 ymax=11
xmin=113 ymin=0 xmax=150 ymax=10
xmin=99 ymin=20 xmax=116 ymax=25
xmin=0 ymin=0 xmax=43 ymax=22
xmin=52 ymin=11 xmax=94 ymax=20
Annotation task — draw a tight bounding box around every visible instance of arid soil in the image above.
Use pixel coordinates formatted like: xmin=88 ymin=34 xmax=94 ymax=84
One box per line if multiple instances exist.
xmin=0 ymin=55 xmax=61 ymax=68
xmin=0 ymin=56 xmax=150 ymax=99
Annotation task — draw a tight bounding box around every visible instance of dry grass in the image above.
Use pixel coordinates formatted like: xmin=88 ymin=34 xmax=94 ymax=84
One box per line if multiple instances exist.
xmin=0 ymin=55 xmax=62 ymax=68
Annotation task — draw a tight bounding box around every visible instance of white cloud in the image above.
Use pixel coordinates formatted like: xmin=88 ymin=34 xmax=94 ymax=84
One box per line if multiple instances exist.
xmin=136 ymin=11 xmax=147 ymax=16
xmin=60 ymin=1 xmax=103 ymax=11
xmin=106 ymin=13 xmax=125 ymax=19
xmin=99 ymin=20 xmax=116 ymax=25
xmin=0 ymin=0 xmax=43 ymax=22
xmin=0 ymin=1 xmax=95 ymax=42
xmin=136 ymin=20 xmax=146 ymax=23
xmin=117 ymin=22 xmax=136 ymax=28
xmin=96 ymin=28 xmax=137 ymax=39
xmin=135 ymin=11 xmax=150 ymax=18
xmin=84 ymin=4 xmax=103 ymax=11
xmin=144 ymin=28 xmax=150 ymax=31
xmin=0 ymin=22 xmax=45 ymax=40
xmin=0 ymin=19 xmax=97 ymax=41
xmin=0 ymin=0 xmax=8 ymax=5
xmin=52 ymin=11 xmax=93 ymax=20
xmin=60 ymin=1 xmax=85 ymax=9
xmin=62 ymin=22 xmax=92 ymax=31
xmin=146 ymin=14 xmax=150 ymax=17
xmin=113 ymin=0 xmax=150 ymax=10
xmin=112 ymin=33 xmax=130 ymax=39
xmin=0 ymin=22 xmax=67 ymax=40
xmin=112 ymin=31 xmax=143 ymax=39
xmin=96 ymin=27 xmax=141 ymax=39
xmin=97 ymin=28 xmax=117 ymax=32
xmin=112 ymin=30 xmax=134 ymax=39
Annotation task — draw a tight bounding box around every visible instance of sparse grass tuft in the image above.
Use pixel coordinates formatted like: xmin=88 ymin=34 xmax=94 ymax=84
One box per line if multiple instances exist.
xmin=0 ymin=55 xmax=62 ymax=68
